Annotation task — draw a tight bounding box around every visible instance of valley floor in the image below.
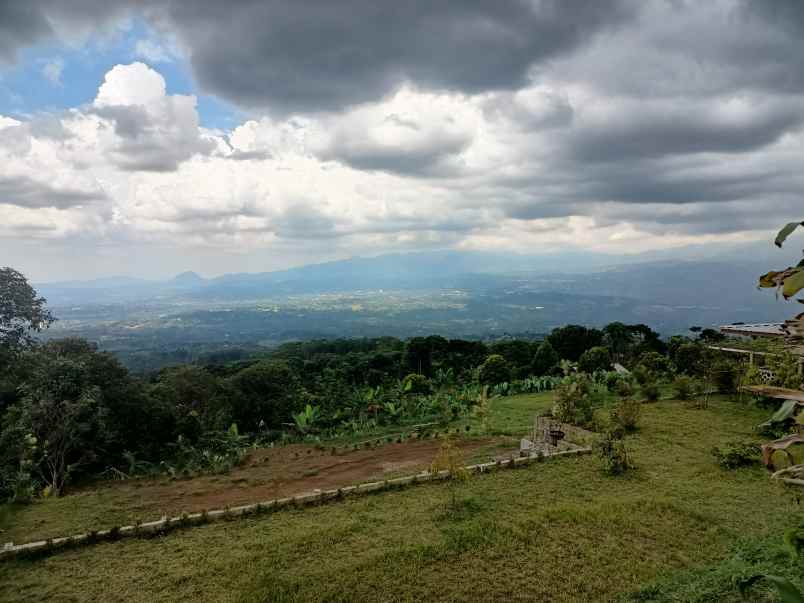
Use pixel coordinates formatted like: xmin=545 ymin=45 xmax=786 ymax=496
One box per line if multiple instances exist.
xmin=1 ymin=396 xmax=801 ymax=602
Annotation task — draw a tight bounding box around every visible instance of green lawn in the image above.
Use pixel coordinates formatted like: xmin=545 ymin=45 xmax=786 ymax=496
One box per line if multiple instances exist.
xmin=1 ymin=396 xmax=801 ymax=602
xmin=483 ymin=391 xmax=555 ymax=434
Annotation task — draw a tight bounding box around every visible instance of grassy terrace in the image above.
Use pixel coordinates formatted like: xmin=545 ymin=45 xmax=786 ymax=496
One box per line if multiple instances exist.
xmin=1 ymin=395 xmax=802 ymax=602
xmin=0 ymin=392 xmax=558 ymax=545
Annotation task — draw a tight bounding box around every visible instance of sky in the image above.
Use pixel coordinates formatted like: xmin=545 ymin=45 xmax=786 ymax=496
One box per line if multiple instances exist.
xmin=0 ymin=1 xmax=802 ymax=281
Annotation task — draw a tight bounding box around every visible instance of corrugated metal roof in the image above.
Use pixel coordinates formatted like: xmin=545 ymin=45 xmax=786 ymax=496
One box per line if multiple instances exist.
xmin=719 ymin=323 xmax=786 ymax=338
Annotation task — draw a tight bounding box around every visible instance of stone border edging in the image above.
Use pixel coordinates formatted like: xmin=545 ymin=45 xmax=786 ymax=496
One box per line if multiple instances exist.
xmin=0 ymin=447 xmax=591 ymax=561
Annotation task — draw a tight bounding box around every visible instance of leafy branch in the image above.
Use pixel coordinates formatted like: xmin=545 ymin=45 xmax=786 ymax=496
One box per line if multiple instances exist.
xmin=759 ymin=221 xmax=804 ymax=301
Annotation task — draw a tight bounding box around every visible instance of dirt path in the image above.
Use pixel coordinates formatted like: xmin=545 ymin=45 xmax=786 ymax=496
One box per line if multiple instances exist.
xmin=83 ymin=437 xmax=517 ymax=518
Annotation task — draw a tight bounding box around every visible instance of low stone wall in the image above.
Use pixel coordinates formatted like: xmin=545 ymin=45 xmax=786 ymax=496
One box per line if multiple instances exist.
xmin=0 ymin=446 xmax=591 ymax=562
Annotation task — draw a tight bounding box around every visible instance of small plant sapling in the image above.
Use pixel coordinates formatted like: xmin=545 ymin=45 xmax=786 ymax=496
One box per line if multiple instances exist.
xmin=610 ymin=398 xmax=641 ymax=433
xmin=673 ymin=375 xmax=694 ymax=400
xmin=595 ymin=430 xmax=633 ymax=476
xmin=430 ymin=435 xmax=470 ymax=512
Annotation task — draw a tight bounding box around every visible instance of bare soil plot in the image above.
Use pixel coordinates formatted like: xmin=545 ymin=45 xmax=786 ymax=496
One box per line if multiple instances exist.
xmin=3 ymin=436 xmax=519 ymax=543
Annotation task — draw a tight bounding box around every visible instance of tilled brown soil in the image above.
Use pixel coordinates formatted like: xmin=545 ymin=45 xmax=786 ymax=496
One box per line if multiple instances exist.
xmin=80 ymin=436 xmax=518 ymax=519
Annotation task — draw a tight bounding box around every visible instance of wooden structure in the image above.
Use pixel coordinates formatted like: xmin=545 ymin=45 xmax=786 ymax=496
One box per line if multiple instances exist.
xmin=717 ymin=322 xmax=804 ymax=375
xmin=719 ymin=314 xmax=804 ymax=485
xmin=771 ymin=464 xmax=804 ymax=487
xmin=740 ymin=385 xmax=804 ymax=403
xmin=762 ymin=434 xmax=804 ymax=471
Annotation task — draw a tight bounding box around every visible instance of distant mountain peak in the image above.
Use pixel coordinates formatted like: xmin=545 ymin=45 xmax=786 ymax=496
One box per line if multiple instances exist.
xmin=172 ymin=271 xmax=205 ymax=285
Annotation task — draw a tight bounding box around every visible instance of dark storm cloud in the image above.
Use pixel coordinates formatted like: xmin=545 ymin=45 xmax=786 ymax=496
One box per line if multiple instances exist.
xmin=0 ymin=1 xmax=130 ymax=64
xmin=2 ymin=1 xmax=638 ymax=111
xmin=149 ymin=0 xmax=637 ymax=112
xmin=0 ymin=175 xmax=105 ymax=209
xmin=745 ymin=0 xmax=804 ymax=37
xmin=570 ymin=100 xmax=804 ymax=162
xmin=3 ymin=0 xmax=804 ymax=247
xmin=0 ymin=4 xmax=52 ymax=63
xmin=494 ymin=137 xmax=804 ymax=236
xmin=322 ymin=132 xmax=470 ymax=176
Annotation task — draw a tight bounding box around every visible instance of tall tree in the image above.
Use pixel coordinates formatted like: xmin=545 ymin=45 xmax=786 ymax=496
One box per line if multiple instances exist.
xmin=547 ymin=324 xmax=603 ymax=361
xmin=228 ymin=361 xmax=304 ymax=431
xmin=0 ymin=267 xmax=54 ymax=356
xmin=530 ymin=340 xmax=559 ymax=376
xmin=602 ymin=322 xmax=632 ymax=360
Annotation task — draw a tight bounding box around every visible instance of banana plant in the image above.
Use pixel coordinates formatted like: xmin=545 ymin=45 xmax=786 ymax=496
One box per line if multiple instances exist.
xmin=759 ymin=221 xmax=804 ymax=301
xmin=433 ymin=367 xmax=455 ymax=388
xmin=382 ymin=401 xmax=403 ymax=420
xmin=292 ymin=404 xmax=321 ymax=435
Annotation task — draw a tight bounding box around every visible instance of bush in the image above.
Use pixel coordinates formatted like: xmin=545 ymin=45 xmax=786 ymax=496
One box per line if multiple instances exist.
xmin=636 ymin=351 xmax=672 ymax=376
xmin=610 ymin=398 xmax=641 ymax=432
xmin=578 ymin=346 xmax=612 ymax=374
xmin=712 ymin=359 xmax=740 ymax=393
xmin=672 ymin=375 xmax=695 ymax=400
xmin=673 ymin=342 xmax=705 ymax=375
xmin=641 ymin=381 xmax=661 ymax=402
xmin=711 ymin=440 xmax=761 ymax=469
xmin=402 ymin=373 xmax=431 ymax=395
xmin=478 ymin=355 xmax=511 ymax=386
xmin=604 ymin=372 xmax=621 ymax=391
xmin=767 ymin=352 xmax=804 ymax=390
xmin=614 ymin=377 xmax=635 ymax=398
xmin=631 ymin=364 xmax=655 ymax=386
xmin=552 ymin=375 xmax=600 ymax=427
xmin=595 ymin=430 xmax=633 ymax=475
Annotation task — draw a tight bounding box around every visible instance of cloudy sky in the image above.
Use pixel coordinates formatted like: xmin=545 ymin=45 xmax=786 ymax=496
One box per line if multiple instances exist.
xmin=0 ymin=1 xmax=802 ymax=281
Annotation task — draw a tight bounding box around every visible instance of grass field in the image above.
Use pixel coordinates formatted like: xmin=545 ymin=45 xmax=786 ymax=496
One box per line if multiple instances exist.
xmin=1 ymin=395 xmax=802 ymax=602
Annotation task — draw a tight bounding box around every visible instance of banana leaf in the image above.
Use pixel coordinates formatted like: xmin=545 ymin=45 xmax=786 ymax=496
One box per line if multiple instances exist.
xmin=758 ymin=400 xmax=802 ymax=429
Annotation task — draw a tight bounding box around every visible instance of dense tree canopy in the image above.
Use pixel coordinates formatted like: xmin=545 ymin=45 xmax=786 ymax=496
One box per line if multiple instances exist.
xmin=478 ymin=354 xmax=512 ymax=385
xmin=228 ymin=361 xmax=305 ymax=432
xmin=547 ymin=325 xmax=604 ymax=361
xmin=578 ymin=346 xmax=612 ymax=374
xmin=530 ymin=340 xmax=559 ymax=376
xmin=0 ymin=267 xmax=54 ymax=356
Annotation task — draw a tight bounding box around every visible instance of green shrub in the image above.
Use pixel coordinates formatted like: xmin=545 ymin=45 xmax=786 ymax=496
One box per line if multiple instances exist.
xmin=641 ymin=381 xmax=661 ymax=402
xmin=402 ymin=373 xmax=431 ymax=395
xmin=595 ymin=430 xmax=633 ymax=475
xmin=552 ymin=374 xmax=599 ymax=427
xmin=767 ymin=352 xmax=804 ymax=390
xmin=673 ymin=342 xmax=706 ymax=375
xmin=711 ymin=440 xmax=761 ymax=469
xmin=636 ymin=351 xmax=672 ymax=376
xmin=578 ymin=346 xmax=612 ymax=374
xmin=712 ymin=359 xmax=740 ymax=393
xmin=614 ymin=377 xmax=635 ymax=398
xmin=631 ymin=364 xmax=654 ymax=386
xmin=478 ymin=355 xmax=512 ymax=386
xmin=604 ymin=371 xmax=622 ymax=391
xmin=610 ymin=398 xmax=641 ymax=432
xmin=673 ymin=375 xmax=694 ymax=400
